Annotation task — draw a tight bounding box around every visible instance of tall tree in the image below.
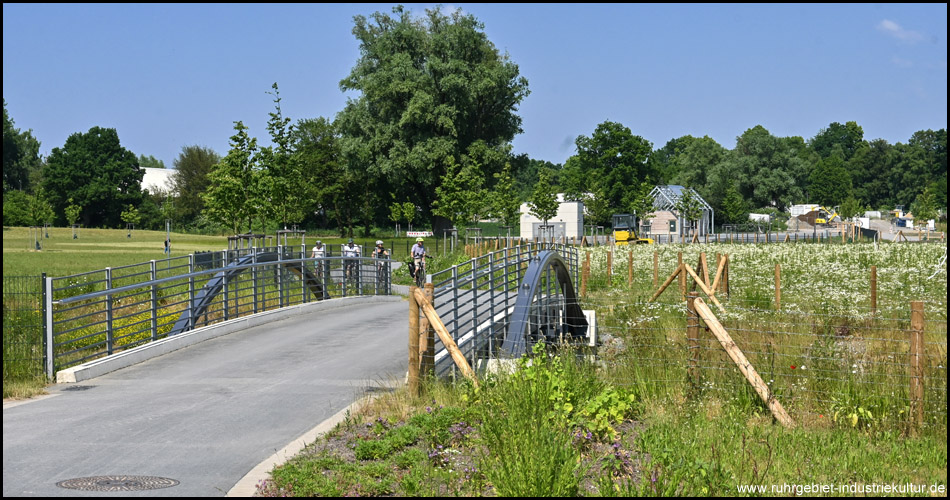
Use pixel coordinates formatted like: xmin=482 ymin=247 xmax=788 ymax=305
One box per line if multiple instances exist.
xmin=171 ymin=145 xmax=220 ymax=224
xmin=809 ymin=121 xmax=865 ymax=161
xmin=808 ymin=152 xmax=852 ymax=207
xmin=335 ymin=5 xmax=530 ymax=222
xmin=203 ymin=121 xmax=260 ymax=233
xmin=432 ymin=157 xmax=486 ymax=231
xmin=561 ymin=121 xmax=655 ymax=212
xmin=43 ymin=126 xmax=143 ymax=227
xmin=137 ymin=154 xmax=166 ymax=169
xmin=292 ymin=117 xmax=359 ymax=236
xmin=726 ymin=125 xmax=809 ymax=211
xmin=3 ymin=99 xmax=43 ymax=193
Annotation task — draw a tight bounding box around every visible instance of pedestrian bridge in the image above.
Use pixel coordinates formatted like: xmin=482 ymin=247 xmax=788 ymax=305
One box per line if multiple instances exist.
xmin=43 ymin=243 xmax=588 ymax=382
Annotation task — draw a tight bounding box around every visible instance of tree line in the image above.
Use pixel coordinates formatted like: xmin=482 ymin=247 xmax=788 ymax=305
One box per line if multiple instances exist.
xmin=3 ymin=6 xmax=946 ymax=235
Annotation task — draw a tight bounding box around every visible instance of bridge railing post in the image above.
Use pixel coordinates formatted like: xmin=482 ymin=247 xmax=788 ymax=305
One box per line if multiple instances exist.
xmin=252 ymin=248 xmax=259 ymax=314
xmin=188 ymin=255 xmax=196 ymax=329
xmin=150 ymin=260 xmax=158 ymax=342
xmin=277 ymin=245 xmax=284 ymax=309
xmin=106 ymin=267 xmax=114 ymax=355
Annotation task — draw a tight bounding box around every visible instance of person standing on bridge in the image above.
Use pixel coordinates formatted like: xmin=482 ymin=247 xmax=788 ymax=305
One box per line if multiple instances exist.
xmin=342 ymin=238 xmax=361 ymax=283
xmin=311 ymin=240 xmax=325 ymax=275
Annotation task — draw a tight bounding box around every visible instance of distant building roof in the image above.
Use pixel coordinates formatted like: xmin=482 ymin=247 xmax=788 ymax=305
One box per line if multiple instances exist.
xmin=142 ymin=167 xmax=174 ymax=193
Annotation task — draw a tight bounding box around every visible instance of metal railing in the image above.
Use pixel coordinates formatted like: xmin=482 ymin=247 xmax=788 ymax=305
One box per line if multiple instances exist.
xmin=425 ymin=242 xmax=579 ymax=377
xmin=43 ymin=246 xmax=392 ymax=377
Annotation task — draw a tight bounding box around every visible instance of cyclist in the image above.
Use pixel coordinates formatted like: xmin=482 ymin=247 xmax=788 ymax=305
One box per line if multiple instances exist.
xmin=311 ymin=240 xmax=325 ymax=275
xmin=410 ymin=237 xmax=427 ymax=285
xmin=372 ymin=240 xmax=390 ymax=291
xmin=342 ymin=238 xmax=361 ymax=283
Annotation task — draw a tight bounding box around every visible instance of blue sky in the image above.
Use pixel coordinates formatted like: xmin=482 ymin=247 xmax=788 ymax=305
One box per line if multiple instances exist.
xmin=3 ymin=3 xmax=947 ymax=170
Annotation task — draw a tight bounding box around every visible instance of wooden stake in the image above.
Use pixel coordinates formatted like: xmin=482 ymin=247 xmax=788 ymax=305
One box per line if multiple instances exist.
xmin=870 ymin=266 xmax=877 ymax=315
xmin=687 ymin=292 xmax=700 ymax=393
xmin=419 ymin=283 xmax=436 ymax=378
xmin=628 ymin=250 xmax=633 ymax=289
xmin=693 ymin=298 xmax=795 ymax=428
xmin=700 ymin=252 xmax=710 ymax=288
xmin=412 ymin=287 xmax=478 ymax=387
xmin=649 ymin=263 xmax=683 ymax=302
xmin=774 ymin=263 xmax=781 ymax=310
xmin=409 ymin=286 xmax=421 ymax=397
xmin=607 ymin=249 xmax=613 ymax=286
xmin=909 ymin=301 xmax=924 ymax=432
xmin=710 ymin=253 xmax=725 ymax=296
xmin=653 ymin=251 xmax=659 ymax=288
xmin=682 ymin=263 xmax=727 ymax=314
xmin=678 ymin=251 xmax=685 ymax=299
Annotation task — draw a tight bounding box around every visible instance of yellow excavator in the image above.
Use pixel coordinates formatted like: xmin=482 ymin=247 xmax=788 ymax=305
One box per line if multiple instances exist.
xmin=814 ymin=206 xmax=841 ymax=226
xmin=612 ymin=214 xmax=654 ymax=245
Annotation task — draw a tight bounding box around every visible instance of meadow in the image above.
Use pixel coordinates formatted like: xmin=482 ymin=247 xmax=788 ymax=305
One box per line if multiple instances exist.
xmin=259 ymin=239 xmax=947 ymax=496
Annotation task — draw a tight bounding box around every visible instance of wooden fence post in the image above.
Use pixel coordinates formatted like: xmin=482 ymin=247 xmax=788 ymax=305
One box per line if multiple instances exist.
xmin=870 ymin=266 xmax=877 ymax=315
xmin=409 ymin=286 xmax=421 ymax=397
xmin=774 ymin=263 xmax=781 ymax=310
xmin=607 ymin=249 xmax=613 ymax=286
xmin=653 ymin=251 xmax=659 ymax=288
xmin=909 ymin=301 xmax=924 ymax=433
xmin=628 ymin=250 xmax=633 ymax=289
xmin=581 ymin=252 xmax=590 ymax=299
xmin=678 ymin=251 xmax=685 ymax=299
xmin=420 ymin=283 xmax=435 ymax=378
xmin=687 ymin=292 xmax=700 ymax=394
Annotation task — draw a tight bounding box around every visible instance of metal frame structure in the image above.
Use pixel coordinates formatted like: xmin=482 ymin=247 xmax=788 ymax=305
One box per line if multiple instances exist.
xmin=43 ymin=247 xmax=391 ymax=377
xmin=649 ymin=185 xmax=715 ymax=237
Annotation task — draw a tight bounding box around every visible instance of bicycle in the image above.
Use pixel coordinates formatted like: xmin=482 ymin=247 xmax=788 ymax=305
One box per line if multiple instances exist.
xmin=413 ymin=256 xmax=426 ymax=288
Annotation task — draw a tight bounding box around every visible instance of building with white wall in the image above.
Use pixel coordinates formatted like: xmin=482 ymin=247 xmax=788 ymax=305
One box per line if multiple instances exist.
xmin=519 ymin=194 xmax=584 ymax=239
xmin=141 ymin=167 xmax=174 ymax=193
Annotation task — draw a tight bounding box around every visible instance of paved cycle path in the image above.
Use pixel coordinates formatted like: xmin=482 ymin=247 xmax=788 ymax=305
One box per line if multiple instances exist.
xmin=3 ymin=296 xmax=408 ymax=497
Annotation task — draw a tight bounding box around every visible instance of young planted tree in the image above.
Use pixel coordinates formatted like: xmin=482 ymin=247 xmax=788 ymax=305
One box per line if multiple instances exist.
xmin=528 ymin=167 xmax=560 ymax=239
xmin=489 ymin=163 xmax=522 ymax=228
xmin=120 ymin=204 xmax=141 ymax=237
xmin=203 ymin=121 xmax=260 ymax=234
xmin=674 ymin=188 xmax=704 ymax=239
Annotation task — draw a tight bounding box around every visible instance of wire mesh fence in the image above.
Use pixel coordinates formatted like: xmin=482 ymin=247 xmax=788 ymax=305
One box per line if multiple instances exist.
xmin=2 ymin=275 xmax=44 ymax=381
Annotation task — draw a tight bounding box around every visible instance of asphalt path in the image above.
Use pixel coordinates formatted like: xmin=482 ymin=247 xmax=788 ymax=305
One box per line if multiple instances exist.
xmin=3 ymin=296 xmax=408 ymax=497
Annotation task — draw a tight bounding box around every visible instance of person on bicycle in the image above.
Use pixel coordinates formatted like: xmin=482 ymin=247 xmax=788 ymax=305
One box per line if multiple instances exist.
xmin=410 ymin=237 xmax=426 ymax=283
xmin=342 ymin=238 xmax=361 ymax=281
xmin=311 ymin=240 xmax=325 ymax=275
xmin=372 ymin=240 xmax=389 ymax=260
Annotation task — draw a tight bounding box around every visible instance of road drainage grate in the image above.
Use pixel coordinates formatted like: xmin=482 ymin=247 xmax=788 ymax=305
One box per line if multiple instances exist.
xmin=60 ymin=385 xmax=95 ymax=391
xmin=56 ymin=475 xmax=179 ymax=491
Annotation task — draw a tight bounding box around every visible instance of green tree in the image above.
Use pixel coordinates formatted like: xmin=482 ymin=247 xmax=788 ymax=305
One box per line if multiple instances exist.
xmin=718 ymin=184 xmax=749 ymax=225
xmin=42 ymin=126 xmax=143 ymax=227
xmin=809 ymin=121 xmax=865 ymax=161
xmin=489 ymin=163 xmax=521 ymax=227
xmin=336 ymin=5 xmax=530 ymax=222
xmin=3 ymin=99 xmax=43 ymax=193
xmin=561 ymin=121 xmax=655 ymax=212
xmin=432 ymin=157 xmax=486 ymax=231
xmin=838 ymin=195 xmax=865 ymax=221
xmin=137 ymin=154 xmax=166 ymax=169
xmin=171 ymin=145 xmax=220 ymax=224
xmin=625 ymin=181 xmax=657 ymax=234
xmin=528 ymin=167 xmax=560 ymax=236
xmin=808 ymin=153 xmax=852 ymax=207
xmin=28 ymin=188 xmax=55 ymax=227
xmin=292 ymin=117 xmax=358 ymax=237
xmin=912 ymin=186 xmax=938 ymax=224
xmin=726 ymin=126 xmax=810 ymax=211
xmin=259 ymin=82 xmax=303 ymax=229
xmin=674 ymin=188 xmax=704 ymax=239
xmin=203 ymin=121 xmax=260 ymax=233
xmin=120 ymin=204 xmax=141 ymax=235
xmin=2 ymin=190 xmax=31 ymax=226
xmin=64 ymin=198 xmax=82 ymax=227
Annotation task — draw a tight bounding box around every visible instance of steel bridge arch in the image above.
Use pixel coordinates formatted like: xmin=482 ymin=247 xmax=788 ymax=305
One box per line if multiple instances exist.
xmin=501 ymin=250 xmax=588 ymax=357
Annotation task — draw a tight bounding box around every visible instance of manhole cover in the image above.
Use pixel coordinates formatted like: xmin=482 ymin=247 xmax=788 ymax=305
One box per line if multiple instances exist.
xmin=60 ymin=385 xmax=95 ymax=391
xmin=56 ymin=475 xmax=179 ymax=491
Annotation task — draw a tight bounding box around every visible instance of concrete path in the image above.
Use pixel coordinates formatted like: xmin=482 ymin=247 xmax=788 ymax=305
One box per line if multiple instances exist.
xmin=3 ymin=296 xmax=408 ymax=497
